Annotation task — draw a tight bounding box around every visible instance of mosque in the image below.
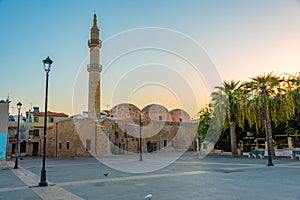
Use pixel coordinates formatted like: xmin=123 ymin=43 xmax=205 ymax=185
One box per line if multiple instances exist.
xmin=47 ymin=14 xmax=198 ymax=158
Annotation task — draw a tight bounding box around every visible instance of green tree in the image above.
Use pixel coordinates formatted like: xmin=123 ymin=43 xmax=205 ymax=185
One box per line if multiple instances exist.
xmin=214 ymin=80 xmax=241 ymax=157
xmin=199 ymin=89 xmax=227 ymax=151
xmin=285 ymin=127 xmax=300 ymax=141
xmin=282 ymin=73 xmax=300 ymax=145
xmin=197 ymin=106 xmax=211 ymax=139
xmin=242 ymin=72 xmax=295 ymax=158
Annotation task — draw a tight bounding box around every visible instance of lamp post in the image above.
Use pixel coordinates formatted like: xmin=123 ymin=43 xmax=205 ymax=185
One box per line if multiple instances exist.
xmin=261 ymin=83 xmax=274 ymax=166
xmin=39 ymin=56 xmax=53 ymax=186
xmin=14 ymin=102 xmax=22 ymax=169
xmin=139 ymin=113 xmax=143 ymax=161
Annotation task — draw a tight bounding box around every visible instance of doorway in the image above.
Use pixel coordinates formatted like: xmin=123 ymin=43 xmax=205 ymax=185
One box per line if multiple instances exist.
xmin=32 ymin=143 xmax=39 ymax=156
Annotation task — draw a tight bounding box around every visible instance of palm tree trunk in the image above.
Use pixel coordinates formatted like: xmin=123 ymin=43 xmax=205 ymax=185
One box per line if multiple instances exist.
xmin=229 ymin=121 xmax=238 ymax=157
xmin=267 ymin=119 xmax=275 ymax=158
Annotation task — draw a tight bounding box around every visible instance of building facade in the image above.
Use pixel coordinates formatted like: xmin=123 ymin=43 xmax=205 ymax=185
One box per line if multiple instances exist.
xmin=26 ymin=107 xmax=68 ymax=156
xmin=7 ymin=115 xmax=27 ymax=158
xmin=0 ymin=99 xmax=9 ymax=159
xmin=52 ymin=103 xmax=197 ymax=158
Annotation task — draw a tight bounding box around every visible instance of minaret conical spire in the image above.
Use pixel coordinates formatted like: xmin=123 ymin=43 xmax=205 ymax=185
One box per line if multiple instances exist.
xmin=93 ymin=14 xmax=97 ymax=27
xmin=89 ymin=14 xmax=101 ymax=47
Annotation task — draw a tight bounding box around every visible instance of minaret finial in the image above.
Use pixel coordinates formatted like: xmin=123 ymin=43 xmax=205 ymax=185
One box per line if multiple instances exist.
xmin=93 ymin=13 xmax=97 ymax=27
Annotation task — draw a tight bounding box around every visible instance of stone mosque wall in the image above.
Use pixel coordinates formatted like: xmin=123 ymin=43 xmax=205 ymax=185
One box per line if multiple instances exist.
xmin=49 ymin=103 xmax=196 ymax=158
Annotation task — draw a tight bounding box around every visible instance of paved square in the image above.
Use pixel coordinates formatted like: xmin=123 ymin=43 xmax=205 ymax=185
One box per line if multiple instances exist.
xmin=1 ymin=153 xmax=300 ymax=200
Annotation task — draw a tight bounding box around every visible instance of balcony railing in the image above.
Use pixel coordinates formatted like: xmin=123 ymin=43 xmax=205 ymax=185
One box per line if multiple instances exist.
xmin=87 ymin=64 xmax=102 ymax=72
xmin=88 ymin=39 xmax=102 ymax=46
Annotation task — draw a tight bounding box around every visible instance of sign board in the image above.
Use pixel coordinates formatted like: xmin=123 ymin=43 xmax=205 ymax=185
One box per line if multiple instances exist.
xmin=0 ymin=133 xmax=7 ymax=159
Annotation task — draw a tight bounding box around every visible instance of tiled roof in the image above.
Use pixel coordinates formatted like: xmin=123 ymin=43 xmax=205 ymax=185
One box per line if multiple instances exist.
xmin=31 ymin=111 xmax=68 ymax=117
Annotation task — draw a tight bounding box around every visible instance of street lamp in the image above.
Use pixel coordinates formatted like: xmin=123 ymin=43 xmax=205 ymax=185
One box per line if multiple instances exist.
xmin=139 ymin=113 xmax=143 ymax=161
xmin=14 ymin=102 xmax=22 ymax=169
xmin=39 ymin=56 xmax=53 ymax=186
xmin=261 ymin=83 xmax=274 ymax=166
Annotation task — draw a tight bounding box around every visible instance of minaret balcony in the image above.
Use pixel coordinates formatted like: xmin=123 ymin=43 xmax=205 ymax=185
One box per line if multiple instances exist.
xmin=87 ymin=64 xmax=102 ymax=72
xmin=88 ymin=39 xmax=102 ymax=47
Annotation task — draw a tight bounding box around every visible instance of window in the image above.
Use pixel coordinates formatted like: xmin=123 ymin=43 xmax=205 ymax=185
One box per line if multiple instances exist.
xmin=66 ymin=141 xmax=70 ymax=150
xmin=33 ymin=129 xmax=39 ymax=136
xmin=164 ymin=140 xmax=167 ymax=147
xmin=159 ymin=115 xmax=162 ymax=121
xmin=114 ymin=131 xmax=118 ymax=142
xmin=86 ymin=139 xmax=91 ymax=151
xmin=48 ymin=117 xmax=54 ymax=123
xmin=59 ymin=142 xmax=62 ymax=150
xmin=34 ymin=117 xmax=39 ymax=123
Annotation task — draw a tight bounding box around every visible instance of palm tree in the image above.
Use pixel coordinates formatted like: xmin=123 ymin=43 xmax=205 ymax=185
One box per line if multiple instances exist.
xmin=243 ymin=72 xmax=294 ymax=158
xmin=282 ymin=73 xmax=300 ymax=146
xmin=283 ymin=73 xmax=300 ymax=112
xmin=214 ymin=80 xmax=241 ymax=157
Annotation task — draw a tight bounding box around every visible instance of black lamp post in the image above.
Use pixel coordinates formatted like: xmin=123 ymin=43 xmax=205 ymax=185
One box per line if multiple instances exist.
xmin=14 ymin=102 xmax=22 ymax=169
xmin=139 ymin=113 xmax=143 ymax=161
xmin=261 ymin=83 xmax=274 ymax=166
xmin=39 ymin=56 xmax=53 ymax=186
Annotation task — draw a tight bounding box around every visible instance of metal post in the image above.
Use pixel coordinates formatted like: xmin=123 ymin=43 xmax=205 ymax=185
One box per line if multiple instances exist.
xmin=139 ymin=113 xmax=143 ymax=161
xmin=14 ymin=103 xmax=21 ymax=169
xmin=262 ymin=84 xmax=274 ymax=166
xmin=39 ymin=70 xmax=49 ymax=186
xmin=39 ymin=56 xmax=52 ymax=186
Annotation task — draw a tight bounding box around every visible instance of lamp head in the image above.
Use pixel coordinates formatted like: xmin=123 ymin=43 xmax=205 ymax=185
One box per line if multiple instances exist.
xmin=43 ymin=56 xmax=53 ymax=72
xmin=17 ymin=102 xmax=22 ymax=110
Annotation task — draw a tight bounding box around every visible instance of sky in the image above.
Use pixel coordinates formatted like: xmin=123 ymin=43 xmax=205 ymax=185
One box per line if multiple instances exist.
xmin=0 ymin=0 xmax=300 ymax=118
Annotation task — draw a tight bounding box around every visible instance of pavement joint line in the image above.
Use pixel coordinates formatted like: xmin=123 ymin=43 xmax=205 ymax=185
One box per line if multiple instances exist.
xmin=0 ymin=186 xmax=28 ymax=193
xmin=56 ymin=170 xmax=209 ymax=187
xmin=10 ymin=166 xmax=84 ymax=200
xmin=176 ymin=161 xmax=265 ymax=167
xmin=22 ymin=162 xmax=97 ymax=169
xmin=273 ymin=165 xmax=300 ymax=169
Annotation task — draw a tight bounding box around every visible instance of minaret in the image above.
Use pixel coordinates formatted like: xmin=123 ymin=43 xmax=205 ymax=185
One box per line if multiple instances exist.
xmin=87 ymin=14 xmax=101 ymax=119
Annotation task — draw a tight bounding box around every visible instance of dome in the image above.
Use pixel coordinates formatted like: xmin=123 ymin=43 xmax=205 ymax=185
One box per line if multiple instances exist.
xmin=170 ymin=109 xmax=191 ymax=122
xmin=110 ymin=103 xmax=142 ymax=120
xmin=142 ymin=104 xmax=172 ymax=122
